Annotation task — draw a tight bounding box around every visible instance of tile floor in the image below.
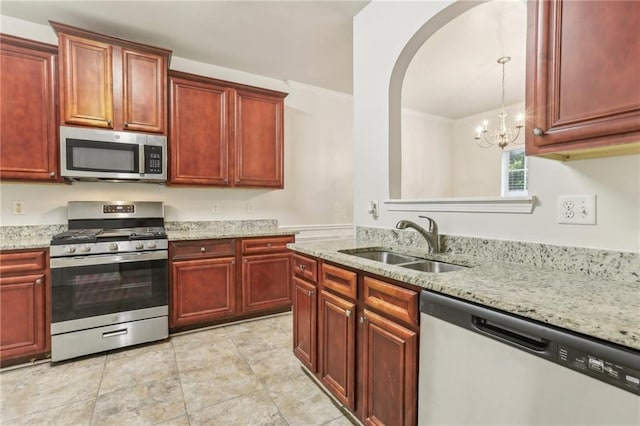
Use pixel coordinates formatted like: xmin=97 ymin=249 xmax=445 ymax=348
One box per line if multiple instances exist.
xmin=0 ymin=313 xmax=354 ymax=426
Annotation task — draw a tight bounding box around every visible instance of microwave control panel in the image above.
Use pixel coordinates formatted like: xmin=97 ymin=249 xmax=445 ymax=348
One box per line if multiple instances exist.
xmin=144 ymin=145 xmax=163 ymax=174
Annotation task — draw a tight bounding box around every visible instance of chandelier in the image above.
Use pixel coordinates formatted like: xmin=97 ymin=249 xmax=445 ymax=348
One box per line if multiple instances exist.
xmin=474 ymin=56 xmax=524 ymax=149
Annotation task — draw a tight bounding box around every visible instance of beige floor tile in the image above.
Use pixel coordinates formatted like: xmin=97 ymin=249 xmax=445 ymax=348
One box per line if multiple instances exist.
xmin=0 ymin=399 xmax=95 ymax=426
xmin=153 ymin=413 xmax=191 ymax=426
xmin=265 ymin=374 xmax=344 ymax=426
xmin=99 ymin=346 xmax=178 ymax=395
xmin=226 ymin=322 xmax=290 ymax=363
xmin=247 ymin=347 xmax=305 ymax=383
xmin=106 ymin=338 xmax=174 ymax=361
xmin=322 ymin=415 xmax=357 ymax=426
xmin=179 ymin=356 xmax=263 ymax=414
xmin=189 ymin=389 xmax=287 ymax=426
xmin=0 ymin=355 xmax=105 ymax=420
xmin=91 ymin=375 xmax=186 ymax=426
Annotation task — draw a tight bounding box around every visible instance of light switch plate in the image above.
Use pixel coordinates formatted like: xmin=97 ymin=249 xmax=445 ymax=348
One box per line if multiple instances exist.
xmin=557 ymin=195 xmax=596 ymax=225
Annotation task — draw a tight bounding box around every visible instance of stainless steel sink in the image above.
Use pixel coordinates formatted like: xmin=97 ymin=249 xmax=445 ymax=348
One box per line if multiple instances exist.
xmin=346 ymin=250 xmax=421 ymax=264
xmin=400 ymin=260 xmax=467 ymax=273
xmin=340 ymin=249 xmax=468 ymax=273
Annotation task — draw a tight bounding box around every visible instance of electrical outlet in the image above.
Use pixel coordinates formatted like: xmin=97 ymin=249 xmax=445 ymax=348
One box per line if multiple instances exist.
xmin=212 ymin=203 xmax=220 ymax=214
xmin=558 ymin=195 xmax=596 ymax=224
xmin=367 ymin=200 xmax=379 ymax=219
xmin=12 ymin=201 xmax=25 ymax=215
xmin=247 ymin=203 xmax=255 ymax=214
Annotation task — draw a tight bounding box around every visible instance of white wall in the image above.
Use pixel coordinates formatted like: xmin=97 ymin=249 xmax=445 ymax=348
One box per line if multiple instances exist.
xmin=451 ymin=102 xmax=525 ymax=197
xmin=0 ymin=16 xmax=353 ymax=231
xmin=353 ymin=1 xmax=640 ymax=252
xmin=401 ymin=109 xmax=453 ymax=198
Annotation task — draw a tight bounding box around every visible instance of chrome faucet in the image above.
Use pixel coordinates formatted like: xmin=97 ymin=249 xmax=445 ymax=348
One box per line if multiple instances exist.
xmin=395 ymin=215 xmax=439 ymax=253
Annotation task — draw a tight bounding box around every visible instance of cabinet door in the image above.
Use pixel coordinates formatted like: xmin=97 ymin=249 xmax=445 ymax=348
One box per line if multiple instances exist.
xmin=232 ymin=89 xmax=284 ymax=188
xmin=0 ymin=36 xmax=58 ymax=181
xmin=293 ymin=276 xmax=317 ymax=372
xmin=526 ymin=0 xmax=640 ymax=157
xmin=318 ymin=289 xmax=356 ymax=409
xmin=170 ymin=257 xmax=236 ymax=328
xmin=0 ymin=274 xmax=48 ymax=361
xmin=169 ymin=75 xmax=230 ymax=185
xmin=122 ymin=48 xmax=166 ymax=133
xmin=360 ymin=309 xmax=417 ymax=426
xmin=241 ymin=253 xmax=292 ymax=313
xmin=58 ymin=33 xmax=113 ymax=128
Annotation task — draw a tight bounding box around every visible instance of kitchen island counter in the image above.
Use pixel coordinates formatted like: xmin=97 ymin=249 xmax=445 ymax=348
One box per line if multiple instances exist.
xmin=289 ymin=238 xmax=640 ymax=351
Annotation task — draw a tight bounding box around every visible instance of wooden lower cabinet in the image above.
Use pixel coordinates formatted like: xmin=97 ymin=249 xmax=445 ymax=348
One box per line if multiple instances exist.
xmin=294 ymin=259 xmax=420 ymax=426
xmin=318 ymin=289 xmax=356 ymax=409
xmin=292 ymin=276 xmax=317 ymax=372
xmin=0 ymin=250 xmax=50 ymax=366
xmin=169 ymin=236 xmax=294 ymax=331
xmin=361 ymin=309 xmax=418 ymax=426
xmin=170 ymin=257 xmax=236 ymax=328
xmin=241 ymin=253 xmax=291 ymax=313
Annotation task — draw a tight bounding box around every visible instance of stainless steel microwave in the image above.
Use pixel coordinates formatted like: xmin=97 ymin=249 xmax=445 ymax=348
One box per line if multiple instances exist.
xmin=60 ymin=126 xmax=167 ymax=182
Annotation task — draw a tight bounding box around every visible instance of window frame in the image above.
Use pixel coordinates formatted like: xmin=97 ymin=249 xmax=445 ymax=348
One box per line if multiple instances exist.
xmin=501 ymin=147 xmax=528 ymax=197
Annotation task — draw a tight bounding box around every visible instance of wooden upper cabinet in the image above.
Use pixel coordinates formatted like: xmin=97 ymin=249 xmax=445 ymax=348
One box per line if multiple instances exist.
xmin=0 ymin=34 xmax=59 ymax=182
xmin=525 ymin=0 xmax=640 ymax=160
xmin=168 ymin=70 xmax=287 ymax=188
xmin=233 ymin=89 xmax=285 ymax=188
xmin=122 ymin=49 xmax=166 ymax=133
xmin=58 ymin=34 xmax=113 ymax=128
xmin=51 ymin=21 xmax=171 ymax=134
xmin=169 ymin=72 xmax=230 ymax=185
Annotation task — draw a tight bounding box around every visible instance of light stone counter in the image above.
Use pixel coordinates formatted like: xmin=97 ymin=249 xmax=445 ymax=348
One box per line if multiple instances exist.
xmin=288 ymin=239 xmax=640 ymax=351
xmin=0 ymin=225 xmax=66 ymax=251
xmin=167 ymin=229 xmax=296 ymax=241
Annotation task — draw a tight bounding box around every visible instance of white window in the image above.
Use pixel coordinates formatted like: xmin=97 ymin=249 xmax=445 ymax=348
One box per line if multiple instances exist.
xmin=501 ymin=148 xmax=528 ymax=196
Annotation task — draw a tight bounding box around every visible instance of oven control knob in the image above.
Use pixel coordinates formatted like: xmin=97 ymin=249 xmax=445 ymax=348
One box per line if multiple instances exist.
xmin=147 ymin=241 xmax=157 ymax=249
xmin=135 ymin=242 xmax=144 ymax=250
xmin=81 ymin=245 xmax=91 ymax=253
xmin=65 ymin=246 xmax=76 ymax=254
xmin=109 ymin=242 xmax=119 ymax=251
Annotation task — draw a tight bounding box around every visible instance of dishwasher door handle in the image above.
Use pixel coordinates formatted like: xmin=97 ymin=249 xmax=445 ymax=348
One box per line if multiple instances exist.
xmin=471 ymin=315 xmax=550 ymax=354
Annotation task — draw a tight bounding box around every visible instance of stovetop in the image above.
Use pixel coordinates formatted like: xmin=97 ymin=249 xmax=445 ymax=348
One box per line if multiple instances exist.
xmin=51 ymin=227 xmax=167 ymax=245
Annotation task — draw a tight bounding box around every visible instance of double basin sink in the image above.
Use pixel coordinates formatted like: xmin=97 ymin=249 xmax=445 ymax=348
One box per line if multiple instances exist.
xmin=339 ymin=249 xmax=468 ymax=273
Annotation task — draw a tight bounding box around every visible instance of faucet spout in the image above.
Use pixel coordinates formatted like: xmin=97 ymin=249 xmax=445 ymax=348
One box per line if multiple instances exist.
xmin=395 ymin=215 xmax=439 ymax=253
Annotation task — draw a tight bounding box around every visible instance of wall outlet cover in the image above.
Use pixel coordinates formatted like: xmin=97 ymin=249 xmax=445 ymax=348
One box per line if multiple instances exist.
xmin=557 ymin=195 xmax=596 ymax=225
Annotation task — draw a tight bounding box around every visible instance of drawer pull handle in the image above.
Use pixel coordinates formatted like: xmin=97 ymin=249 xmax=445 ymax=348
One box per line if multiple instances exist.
xmin=49 ymin=172 xmax=56 ymax=178
xmin=298 ymin=264 xmax=306 ymax=270
xmin=359 ymin=316 xmax=366 ymax=324
xmin=345 ymin=309 xmax=352 ymax=318
xmin=307 ymin=289 xmax=314 ymax=296
xmin=267 ymin=243 xmax=272 ymax=247
xmin=102 ymin=329 xmax=128 ymax=338
xmin=200 ymin=247 xmax=206 ymax=252
xmin=35 ymin=278 xmax=43 ymax=285
xmin=106 ymin=119 xmax=111 ymax=126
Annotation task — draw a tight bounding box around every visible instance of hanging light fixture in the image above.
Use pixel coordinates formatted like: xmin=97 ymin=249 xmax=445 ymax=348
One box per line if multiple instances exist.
xmin=474 ymin=56 xmax=524 ymax=149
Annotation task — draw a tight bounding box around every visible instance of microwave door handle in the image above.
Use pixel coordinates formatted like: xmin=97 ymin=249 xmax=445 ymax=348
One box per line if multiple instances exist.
xmin=139 ymin=145 xmax=145 ymax=174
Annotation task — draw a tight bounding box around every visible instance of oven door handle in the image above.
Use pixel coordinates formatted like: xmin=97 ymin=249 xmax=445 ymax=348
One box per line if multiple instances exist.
xmin=50 ymin=250 xmax=168 ymax=268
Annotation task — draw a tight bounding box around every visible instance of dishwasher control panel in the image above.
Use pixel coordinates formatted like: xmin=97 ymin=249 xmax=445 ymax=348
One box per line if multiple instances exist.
xmin=558 ymin=344 xmax=640 ymax=395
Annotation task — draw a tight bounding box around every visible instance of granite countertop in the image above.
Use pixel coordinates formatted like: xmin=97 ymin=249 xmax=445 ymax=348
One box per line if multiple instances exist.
xmin=288 ymin=239 xmax=640 ymax=351
xmin=0 ymin=237 xmax=53 ymax=250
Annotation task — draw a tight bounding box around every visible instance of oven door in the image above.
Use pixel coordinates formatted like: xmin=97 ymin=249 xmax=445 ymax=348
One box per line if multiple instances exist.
xmin=50 ymin=251 xmax=168 ymax=332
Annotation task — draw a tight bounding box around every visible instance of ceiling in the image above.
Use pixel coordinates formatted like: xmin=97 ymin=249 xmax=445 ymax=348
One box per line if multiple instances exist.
xmin=0 ymin=0 xmax=368 ymax=94
xmin=1 ymin=0 xmax=525 ymax=117
xmin=402 ymin=0 xmax=527 ymax=119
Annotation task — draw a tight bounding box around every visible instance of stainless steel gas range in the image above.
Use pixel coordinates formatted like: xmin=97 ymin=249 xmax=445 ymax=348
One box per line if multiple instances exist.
xmin=49 ymin=201 xmax=168 ymax=362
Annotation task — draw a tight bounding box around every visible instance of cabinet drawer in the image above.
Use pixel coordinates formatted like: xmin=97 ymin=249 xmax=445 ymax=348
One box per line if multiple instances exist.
xmin=241 ymin=236 xmax=294 ymax=255
xmin=292 ymin=254 xmax=318 ymax=283
xmin=170 ymin=239 xmax=235 ymax=261
xmin=320 ymin=263 xmax=357 ymax=300
xmin=363 ymin=276 xmax=418 ymax=325
xmin=0 ymin=250 xmax=47 ymax=275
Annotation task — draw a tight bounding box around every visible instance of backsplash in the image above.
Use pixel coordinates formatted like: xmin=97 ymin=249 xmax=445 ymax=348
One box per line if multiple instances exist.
xmin=165 ymin=219 xmax=278 ymax=233
xmin=356 ymin=226 xmax=640 ymax=283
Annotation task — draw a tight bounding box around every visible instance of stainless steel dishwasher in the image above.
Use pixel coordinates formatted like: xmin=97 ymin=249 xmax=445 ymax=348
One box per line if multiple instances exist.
xmin=419 ymin=291 xmax=640 ymax=426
